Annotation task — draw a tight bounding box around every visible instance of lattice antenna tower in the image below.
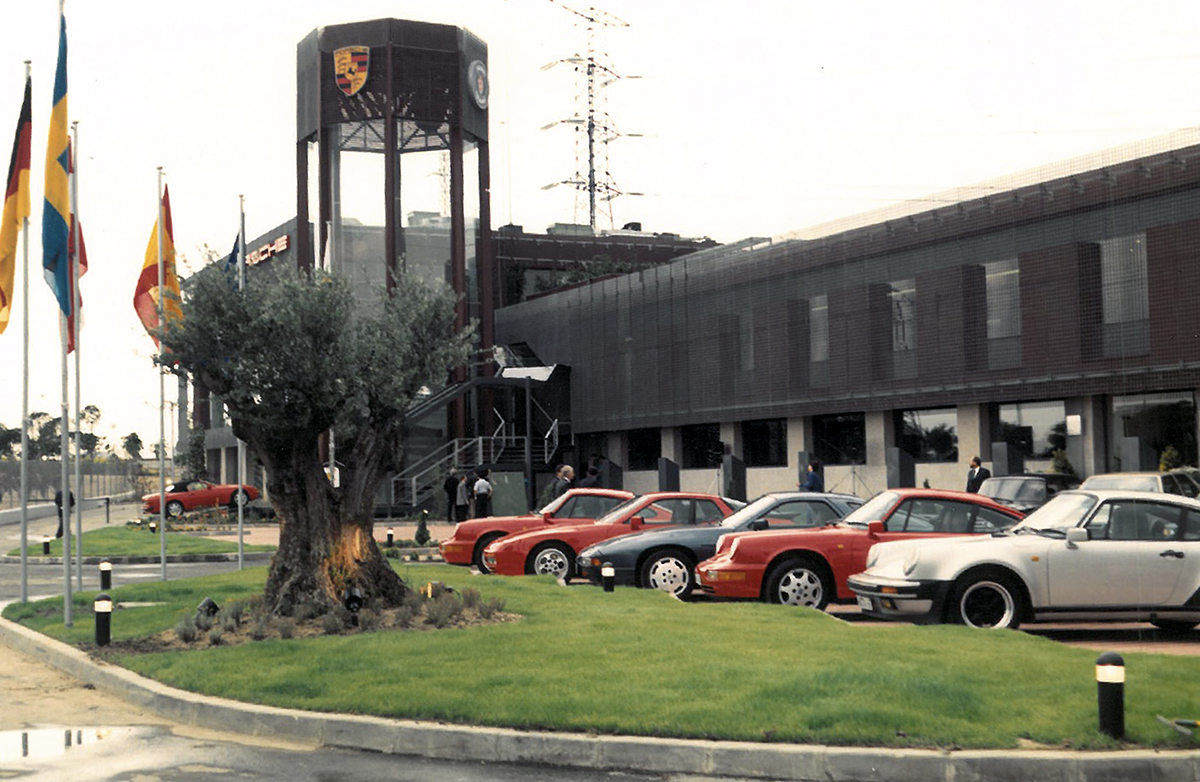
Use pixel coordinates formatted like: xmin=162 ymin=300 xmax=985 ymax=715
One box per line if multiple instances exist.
xmin=541 ymin=1 xmax=640 ymax=230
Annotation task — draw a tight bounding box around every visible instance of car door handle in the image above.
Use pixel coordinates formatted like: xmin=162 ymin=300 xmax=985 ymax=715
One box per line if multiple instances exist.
xmin=1160 ymin=550 xmax=1185 ymax=559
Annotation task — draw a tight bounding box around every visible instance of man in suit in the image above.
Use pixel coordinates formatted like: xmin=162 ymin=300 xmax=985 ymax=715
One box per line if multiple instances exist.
xmin=966 ymin=456 xmax=990 ymax=493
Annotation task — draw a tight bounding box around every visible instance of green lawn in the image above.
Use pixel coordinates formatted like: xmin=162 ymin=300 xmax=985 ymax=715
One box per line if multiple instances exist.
xmin=7 ymin=526 xmax=275 ymax=558
xmin=6 ymin=563 xmax=1200 ymax=750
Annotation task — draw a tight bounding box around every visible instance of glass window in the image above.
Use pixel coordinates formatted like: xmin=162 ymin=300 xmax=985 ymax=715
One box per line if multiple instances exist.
xmin=991 ymin=400 xmax=1067 ymax=459
xmin=742 ymin=418 xmax=787 ymax=468
xmin=1112 ymin=391 xmax=1198 ymax=468
xmin=1183 ymin=508 xmax=1200 ymax=541
xmin=985 ymin=259 xmax=1020 ymax=339
xmin=812 ymin=412 xmax=865 ymax=466
xmin=765 ymin=499 xmax=842 ymax=528
xmin=809 ymin=294 xmax=829 ymax=363
xmin=975 ymin=506 xmax=1020 ymax=533
xmin=895 ymin=408 xmax=958 ymax=463
xmin=1099 ymin=234 xmax=1149 ymax=357
xmin=681 ymin=423 xmax=722 ymax=470
xmin=891 ymin=279 xmax=916 ymax=352
xmin=627 ymin=428 xmax=661 ymax=472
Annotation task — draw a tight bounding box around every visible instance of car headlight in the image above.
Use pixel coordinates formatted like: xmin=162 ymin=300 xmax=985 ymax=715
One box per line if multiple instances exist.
xmin=902 ymin=548 xmax=920 ymax=576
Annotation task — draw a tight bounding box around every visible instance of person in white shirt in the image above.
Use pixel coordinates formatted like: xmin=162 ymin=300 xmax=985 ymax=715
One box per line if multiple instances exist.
xmin=473 ymin=469 xmax=494 ymax=517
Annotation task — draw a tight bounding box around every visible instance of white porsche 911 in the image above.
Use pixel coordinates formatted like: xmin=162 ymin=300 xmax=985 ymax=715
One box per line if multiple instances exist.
xmin=847 ymin=489 xmax=1200 ymax=631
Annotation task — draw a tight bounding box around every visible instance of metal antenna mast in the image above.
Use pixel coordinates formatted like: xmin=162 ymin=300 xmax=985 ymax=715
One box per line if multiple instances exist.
xmin=541 ymin=1 xmax=640 ymax=230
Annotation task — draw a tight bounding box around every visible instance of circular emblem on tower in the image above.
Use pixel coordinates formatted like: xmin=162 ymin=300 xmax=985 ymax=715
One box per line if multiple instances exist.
xmin=467 ymin=60 xmax=488 ymax=109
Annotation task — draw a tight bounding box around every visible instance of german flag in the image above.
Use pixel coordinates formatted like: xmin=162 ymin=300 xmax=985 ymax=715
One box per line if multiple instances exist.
xmin=0 ymin=74 xmax=31 ymax=336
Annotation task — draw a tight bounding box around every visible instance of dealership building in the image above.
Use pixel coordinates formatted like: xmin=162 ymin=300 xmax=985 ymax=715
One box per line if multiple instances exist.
xmin=495 ymin=130 xmax=1200 ymax=500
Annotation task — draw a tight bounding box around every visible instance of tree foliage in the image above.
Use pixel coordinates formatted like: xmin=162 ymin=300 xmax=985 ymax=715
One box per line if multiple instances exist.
xmin=123 ymin=432 xmax=144 ymax=461
xmin=160 ymin=265 xmax=473 ymax=614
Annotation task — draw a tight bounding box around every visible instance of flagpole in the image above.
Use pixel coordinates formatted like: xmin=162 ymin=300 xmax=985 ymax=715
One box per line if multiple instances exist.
xmin=156 ymin=167 xmax=167 ymax=580
xmin=237 ymin=195 xmax=246 ymax=569
xmin=18 ymin=60 xmax=30 ymax=604
xmin=59 ymin=277 xmax=71 ymax=627
xmin=71 ymin=121 xmax=82 ymax=591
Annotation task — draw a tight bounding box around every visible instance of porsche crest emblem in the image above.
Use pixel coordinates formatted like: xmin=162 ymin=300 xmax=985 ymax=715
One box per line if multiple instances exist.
xmin=333 ymin=46 xmax=370 ymax=97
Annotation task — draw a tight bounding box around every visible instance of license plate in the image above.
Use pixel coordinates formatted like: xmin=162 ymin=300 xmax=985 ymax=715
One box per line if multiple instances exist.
xmin=856 ymin=596 xmax=872 ymax=611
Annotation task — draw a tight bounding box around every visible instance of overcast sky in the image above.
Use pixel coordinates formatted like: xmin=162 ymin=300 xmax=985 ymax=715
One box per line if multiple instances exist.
xmin=1 ymin=0 xmax=1199 ymax=451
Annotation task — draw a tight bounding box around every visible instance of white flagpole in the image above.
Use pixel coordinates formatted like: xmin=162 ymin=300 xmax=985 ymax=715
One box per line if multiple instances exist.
xmin=156 ymin=167 xmax=167 ymax=580
xmin=70 ymin=121 xmax=82 ymax=591
xmin=59 ymin=268 xmax=71 ymax=626
xmin=237 ymin=194 xmax=245 ymax=569
xmin=18 ymin=60 xmax=30 ymax=604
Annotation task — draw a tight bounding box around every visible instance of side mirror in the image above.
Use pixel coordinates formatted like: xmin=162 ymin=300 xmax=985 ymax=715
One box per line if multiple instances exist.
xmin=542 ymin=512 xmax=553 ymax=523
xmin=867 ymin=520 xmax=885 ymax=536
xmin=629 ymin=516 xmax=644 ymax=531
xmin=749 ymin=519 xmax=768 ymax=531
xmin=1066 ymin=527 xmax=1089 ymax=548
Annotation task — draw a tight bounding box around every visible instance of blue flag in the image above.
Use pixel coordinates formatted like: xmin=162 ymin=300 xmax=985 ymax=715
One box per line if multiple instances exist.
xmin=42 ymin=10 xmax=71 ymax=316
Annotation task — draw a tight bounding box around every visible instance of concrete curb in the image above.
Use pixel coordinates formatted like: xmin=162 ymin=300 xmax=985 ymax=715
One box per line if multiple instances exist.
xmin=0 ymin=552 xmax=275 ymax=565
xmin=1 ymin=617 xmax=1199 ymax=780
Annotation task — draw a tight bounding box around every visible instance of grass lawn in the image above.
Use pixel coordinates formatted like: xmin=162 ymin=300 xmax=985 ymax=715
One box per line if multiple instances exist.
xmin=6 ymin=526 xmax=276 ymax=558
xmin=6 ymin=563 xmax=1200 ymax=750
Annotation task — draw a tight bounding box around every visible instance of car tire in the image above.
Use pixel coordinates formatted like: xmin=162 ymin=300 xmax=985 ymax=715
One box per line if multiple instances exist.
xmin=472 ymin=532 xmax=505 ymax=574
xmin=165 ymin=500 xmax=185 ymax=518
xmin=764 ymin=556 xmax=833 ymax=610
xmin=950 ymin=570 xmax=1023 ymax=629
xmin=229 ymin=489 xmax=248 ymax=510
xmin=1150 ymin=619 xmax=1198 ymax=634
xmin=640 ymin=549 xmax=696 ymax=598
xmin=528 ymin=542 xmax=575 ymax=579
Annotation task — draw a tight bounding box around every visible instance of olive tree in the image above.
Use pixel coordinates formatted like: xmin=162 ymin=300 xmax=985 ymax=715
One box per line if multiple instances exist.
xmin=160 ymin=265 xmax=472 ymax=614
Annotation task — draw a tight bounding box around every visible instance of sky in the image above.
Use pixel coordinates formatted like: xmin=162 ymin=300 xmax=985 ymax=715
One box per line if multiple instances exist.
xmin=1 ymin=0 xmax=1199 ymax=453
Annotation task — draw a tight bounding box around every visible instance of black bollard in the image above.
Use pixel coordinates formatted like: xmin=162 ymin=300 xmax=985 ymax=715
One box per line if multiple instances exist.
xmin=41 ymin=535 xmax=50 ymax=556
xmin=601 ymin=562 xmax=615 ymax=592
xmin=1096 ymin=651 xmax=1125 ymax=739
xmin=99 ymin=560 xmax=112 ymax=591
xmin=387 ymin=527 xmax=394 ymax=548
xmin=94 ymin=594 xmax=112 ymax=647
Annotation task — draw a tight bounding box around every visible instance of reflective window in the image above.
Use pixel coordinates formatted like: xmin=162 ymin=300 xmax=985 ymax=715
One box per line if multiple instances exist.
xmin=895 ymin=408 xmax=958 ymax=463
xmin=991 ymin=400 xmax=1066 ymax=459
xmin=812 ymin=412 xmax=865 ymax=466
xmin=627 ymin=428 xmax=661 ymax=472
xmin=742 ymin=418 xmax=787 ymax=468
xmin=1099 ymin=234 xmax=1149 ymax=357
xmin=681 ymin=423 xmax=722 ymax=470
xmin=1112 ymin=391 xmax=1198 ymax=468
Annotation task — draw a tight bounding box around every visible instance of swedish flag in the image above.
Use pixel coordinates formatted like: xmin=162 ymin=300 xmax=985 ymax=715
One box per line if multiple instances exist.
xmin=42 ymin=9 xmax=71 ymax=316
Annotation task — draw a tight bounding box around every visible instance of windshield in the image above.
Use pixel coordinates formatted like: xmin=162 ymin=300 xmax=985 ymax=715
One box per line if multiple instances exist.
xmin=718 ymin=495 xmax=790 ymax=528
xmin=591 ymin=496 xmax=646 ymax=525
xmin=1012 ymin=492 xmax=1098 ymax=533
xmin=1081 ymin=475 xmax=1158 ymax=492
xmin=841 ymin=492 xmax=900 ymax=526
xmin=537 ymin=492 xmax=573 ymax=515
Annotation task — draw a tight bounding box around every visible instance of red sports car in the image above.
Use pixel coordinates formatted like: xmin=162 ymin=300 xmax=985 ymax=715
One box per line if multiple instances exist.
xmin=439 ymin=487 xmax=635 ymax=573
xmin=695 ymin=488 xmax=1024 ymax=610
xmin=142 ymin=480 xmax=260 ymax=517
xmin=482 ymin=492 xmax=745 ymax=579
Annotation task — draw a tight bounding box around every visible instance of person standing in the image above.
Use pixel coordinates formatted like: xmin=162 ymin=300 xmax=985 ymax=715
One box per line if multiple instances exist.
xmin=454 ymin=473 xmax=471 ymax=523
xmin=798 ymin=461 xmax=824 ymax=493
xmin=473 ymin=469 xmax=493 ymax=518
xmin=442 ymin=473 xmax=459 ymax=520
xmin=54 ymin=488 xmax=74 ymax=539
xmin=551 ymin=465 xmax=574 ymax=498
xmin=966 ymin=456 xmax=991 ymax=493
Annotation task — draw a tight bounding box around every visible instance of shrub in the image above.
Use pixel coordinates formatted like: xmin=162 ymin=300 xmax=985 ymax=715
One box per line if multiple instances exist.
xmin=175 ymin=614 xmax=198 ymax=644
xmin=394 ymin=604 xmax=418 ymax=629
xmin=220 ymin=602 xmax=244 ymax=632
xmin=424 ymin=593 xmax=463 ymax=628
xmin=208 ymin=628 xmax=223 ymax=646
xmin=358 ymin=608 xmax=381 ymax=632
xmin=461 ymin=587 xmax=482 ymax=611
xmin=250 ymin=617 xmax=270 ymax=641
xmin=321 ymin=613 xmax=343 ymax=635
xmin=478 ymin=597 xmax=506 ymax=620
xmin=277 ymin=619 xmax=296 ymax=639
xmin=414 ymin=513 xmax=431 ymax=546
xmin=194 ymin=610 xmax=214 ymax=633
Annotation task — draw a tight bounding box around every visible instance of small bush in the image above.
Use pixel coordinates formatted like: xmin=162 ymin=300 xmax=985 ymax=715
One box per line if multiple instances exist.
xmin=277 ymin=619 xmax=296 ymax=639
xmin=175 ymin=614 xmax=198 ymax=643
xmin=414 ymin=513 xmax=431 ymax=546
xmin=194 ymin=611 xmax=214 ymax=633
xmin=321 ymin=613 xmax=343 ymax=635
xmin=250 ymin=617 xmax=270 ymax=641
xmin=208 ymin=628 xmax=223 ymax=646
xmin=478 ymin=597 xmax=506 ymax=620
xmin=394 ymin=604 xmax=418 ymax=629
xmin=424 ymin=593 xmax=463 ymax=628
xmin=358 ymin=608 xmax=381 ymax=632
xmin=461 ymin=587 xmax=482 ymax=610
xmin=385 ymin=548 xmax=401 ymax=559
xmin=295 ymin=602 xmax=320 ymax=622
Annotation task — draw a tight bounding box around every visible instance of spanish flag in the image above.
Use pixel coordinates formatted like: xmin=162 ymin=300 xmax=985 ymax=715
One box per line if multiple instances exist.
xmin=132 ymin=186 xmax=182 ymax=346
xmin=66 ymin=142 xmax=86 ymax=353
xmin=42 ymin=9 xmax=71 ymax=317
xmin=0 ymin=74 xmax=31 ymax=336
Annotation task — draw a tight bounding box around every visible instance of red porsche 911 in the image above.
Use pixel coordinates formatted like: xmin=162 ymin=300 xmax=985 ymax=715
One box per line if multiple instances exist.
xmin=142 ymin=480 xmax=260 ymax=517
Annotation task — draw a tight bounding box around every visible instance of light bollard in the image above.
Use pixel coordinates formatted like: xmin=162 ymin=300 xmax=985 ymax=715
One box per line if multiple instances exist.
xmin=94 ymin=594 xmax=112 ymax=647
xmin=601 ymin=562 xmax=615 ymax=593
xmin=41 ymin=535 xmax=50 ymax=556
xmin=1096 ymin=651 xmax=1125 ymax=739
xmin=387 ymin=527 xmax=394 ymax=548
xmin=99 ymin=560 xmax=112 ymax=591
